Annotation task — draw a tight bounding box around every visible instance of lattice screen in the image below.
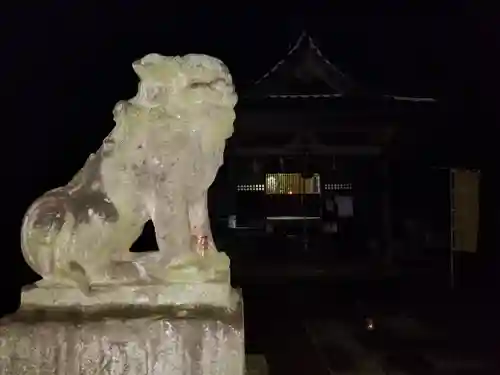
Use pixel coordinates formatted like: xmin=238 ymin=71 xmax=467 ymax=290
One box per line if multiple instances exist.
xmin=265 ymin=173 xmax=321 ymax=195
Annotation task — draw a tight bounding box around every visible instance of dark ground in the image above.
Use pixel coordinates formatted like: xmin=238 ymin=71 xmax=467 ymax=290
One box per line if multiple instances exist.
xmin=243 ymin=282 xmax=500 ymax=375
xmin=228 ymin=234 xmax=499 ymax=375
xmin=242 ymin=281 xmax=499 ymax=374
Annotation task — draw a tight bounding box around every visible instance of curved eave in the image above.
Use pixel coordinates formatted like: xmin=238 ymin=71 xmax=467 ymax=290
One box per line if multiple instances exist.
xmin=237 ymin=94 xmax=438 ymax=113
xmin=253 ymin=31 xmax=307 ymax=86
xmin=261 ymin=94 xmax=436 ymax=102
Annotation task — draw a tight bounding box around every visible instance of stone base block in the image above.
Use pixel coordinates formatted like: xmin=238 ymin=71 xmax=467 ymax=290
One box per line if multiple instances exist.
xmin=21 ymin=282 xmax=236 ymax=310
xmin=0 ymin=299 xmax=244 ymax=374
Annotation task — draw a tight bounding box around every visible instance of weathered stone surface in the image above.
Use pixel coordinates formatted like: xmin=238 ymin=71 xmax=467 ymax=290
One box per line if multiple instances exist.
xmin=21 ymin=283 xmax=238 ymax=310
xmin=0 ymin=301 xmax=244 ymax=375
xmin=19 ymin=53 xmax=238 ymax=297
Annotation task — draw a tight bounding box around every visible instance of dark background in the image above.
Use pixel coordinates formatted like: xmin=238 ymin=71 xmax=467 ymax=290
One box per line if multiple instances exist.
xmin=2 ymin=2 xmax=499 ymax=313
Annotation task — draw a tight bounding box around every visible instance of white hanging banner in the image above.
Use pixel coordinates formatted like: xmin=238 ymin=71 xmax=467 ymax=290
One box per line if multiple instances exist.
xmin=335 ymin=195 xmax=354 ymax=218
xmin=451 ymin=169 xmax=480 ymax=253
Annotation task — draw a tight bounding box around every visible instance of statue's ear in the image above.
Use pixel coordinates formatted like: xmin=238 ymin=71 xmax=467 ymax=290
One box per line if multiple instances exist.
xmin=133 ymin=53 xmax=164 ymax=81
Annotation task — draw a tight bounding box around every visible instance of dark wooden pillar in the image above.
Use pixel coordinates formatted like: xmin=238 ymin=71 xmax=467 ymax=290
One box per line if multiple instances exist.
xmin=225 ymin=155 xmax=238 ymax=216
xmin=381 ymin=157 xmax=394 ymax=264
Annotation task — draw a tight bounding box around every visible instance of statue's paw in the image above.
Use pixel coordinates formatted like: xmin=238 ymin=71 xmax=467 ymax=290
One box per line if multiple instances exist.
xmin=100 ymin=261 xmax=148 ymax=284
xmin=34 ymin=275 xmax=91 ymax=296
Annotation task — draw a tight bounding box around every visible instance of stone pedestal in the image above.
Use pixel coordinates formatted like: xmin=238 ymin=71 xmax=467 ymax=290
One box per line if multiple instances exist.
xmin=0 ymin=287 xmax=244 ymax=375
xmin=21 ymin=281 xmax=236 ymax=310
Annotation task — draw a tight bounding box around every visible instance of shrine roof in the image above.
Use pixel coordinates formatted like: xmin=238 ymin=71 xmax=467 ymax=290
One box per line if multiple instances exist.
xmin=244 ymin=30 xmax=436 ymax=104
xmin=237 ymin=94 xmax=438 ymax=115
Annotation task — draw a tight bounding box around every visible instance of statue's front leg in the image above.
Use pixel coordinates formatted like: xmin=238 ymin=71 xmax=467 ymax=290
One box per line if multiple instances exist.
xmin=152 ymin=189 xmax=192 ymax=266
xmin=188 ymin=192 xmax=216 ymax=256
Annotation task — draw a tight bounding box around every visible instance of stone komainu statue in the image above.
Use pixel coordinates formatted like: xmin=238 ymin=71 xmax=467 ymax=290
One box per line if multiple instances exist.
xmin=21 ymin=54 xmax=237 ymax=293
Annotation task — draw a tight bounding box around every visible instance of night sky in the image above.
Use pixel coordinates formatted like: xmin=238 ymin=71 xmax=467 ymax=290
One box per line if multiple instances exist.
xmin=2 ymin=2 xmax=498 ymax=312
